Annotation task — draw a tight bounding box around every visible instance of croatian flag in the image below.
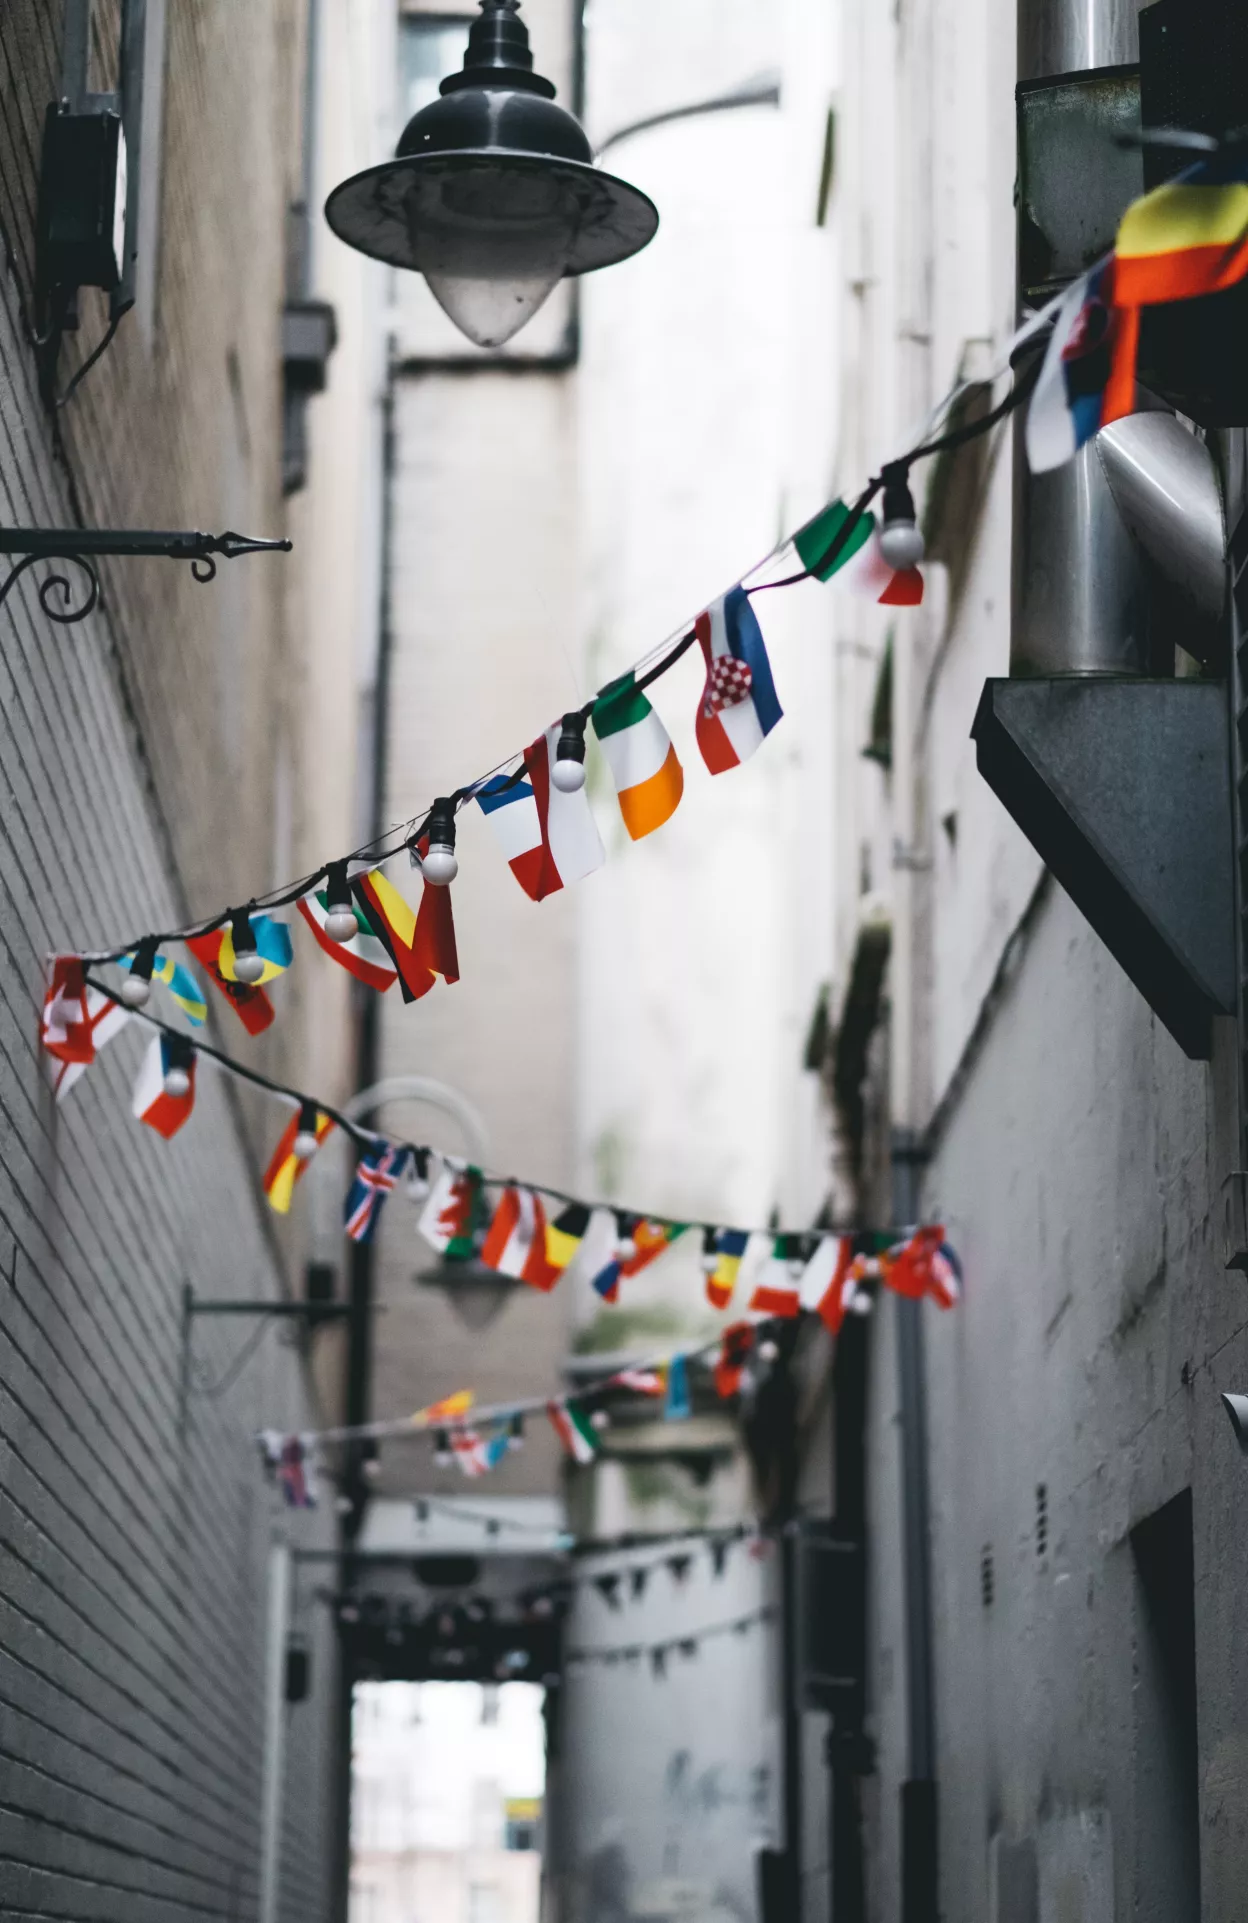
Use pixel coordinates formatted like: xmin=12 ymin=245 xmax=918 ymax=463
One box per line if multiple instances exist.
xmin=694 ymin=586 xmax=783 ymax=775
xmin=344 ymin=1142 xmax=412 ymax=1243
xmin=475 ymin=724 xmax=604 ymax=902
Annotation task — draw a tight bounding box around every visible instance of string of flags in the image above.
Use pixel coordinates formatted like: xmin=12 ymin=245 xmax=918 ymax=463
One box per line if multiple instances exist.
xmin=260 ymin=1220 xmax=961 ymax=1505
xmin=565 ymin=1604 xmax=777 ymax=1679
xmin=47 ymin=307 xmax=1072 ymax=1029
xmin=48 ymin=973 xmax=962 ymax=1343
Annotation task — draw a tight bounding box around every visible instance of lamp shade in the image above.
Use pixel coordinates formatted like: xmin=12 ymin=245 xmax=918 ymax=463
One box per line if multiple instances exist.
xmin=323 ymin=0 xmax=658 ymax=348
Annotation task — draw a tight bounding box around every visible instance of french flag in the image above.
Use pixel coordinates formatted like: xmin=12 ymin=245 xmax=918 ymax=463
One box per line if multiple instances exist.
xmin=695 ymin=586 xmax=783 ymax=775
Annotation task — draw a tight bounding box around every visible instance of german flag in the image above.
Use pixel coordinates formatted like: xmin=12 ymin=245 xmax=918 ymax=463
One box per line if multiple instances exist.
xmin=350 ymin=868 xmax=458 ymax=1005
xmin=263 ymin=1108 xmax=334 ymax=1214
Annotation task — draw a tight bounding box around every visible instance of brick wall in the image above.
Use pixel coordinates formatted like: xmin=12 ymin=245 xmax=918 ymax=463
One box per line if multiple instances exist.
xmin=0 ymin=5 xmax=346 ymax=1918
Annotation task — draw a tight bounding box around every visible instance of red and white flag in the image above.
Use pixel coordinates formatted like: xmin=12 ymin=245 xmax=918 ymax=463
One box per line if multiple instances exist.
xmin=131 ymin=1034 xmax=196 ymax=1139
xmin=481 ymin=1186 xmax=561 ymax=1292
xmin=41 ymin=957 xmax=95 ymax=1064
xmin=50 ymin=987 xmax=130 ymax=1103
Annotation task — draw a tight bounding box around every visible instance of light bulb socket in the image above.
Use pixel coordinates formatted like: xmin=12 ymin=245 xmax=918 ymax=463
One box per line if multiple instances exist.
xmin=508 ymin=1413 xmax=525 ymax=1451
xmin=230 ymin=906 xmax=265 ymax=984
xmin=293 ymin=1100 xmax=321 ymax=1161
xmin=551 ymin=711 xmax=588 ymax=793
xmin=162 ymin=1033 xmax=194 ymax=1098
xmin=324 ymin=861 xmax=357 ymax=942
xmin=419 ymin=800 xmax=459 ymax=886
xmin=434 ymin=1429 xmax=453 ymax=1467
xmin=700 ymin=1226 xmax=718 ymax=1274
xmin=879 ymin=463 xmax=925 ymax=568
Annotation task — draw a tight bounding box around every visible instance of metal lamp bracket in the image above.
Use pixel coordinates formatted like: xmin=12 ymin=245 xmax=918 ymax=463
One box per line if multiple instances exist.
xmin=0 ymin=527 xmax=293 ymax=627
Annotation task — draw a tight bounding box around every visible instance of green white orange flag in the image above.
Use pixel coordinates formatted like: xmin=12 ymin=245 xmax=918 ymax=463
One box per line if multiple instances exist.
xmin=350 ymin=868 xmax=458 ymax=1004
xmin=591 ymin=673 xmax=683 ymax=840
xmin=547 ymin=1399 xmax=598 ymax=1465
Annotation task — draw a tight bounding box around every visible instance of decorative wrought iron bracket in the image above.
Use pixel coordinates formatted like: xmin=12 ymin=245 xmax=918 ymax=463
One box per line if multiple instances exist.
xmin=0 ymin=527 xmax=292 ymax=626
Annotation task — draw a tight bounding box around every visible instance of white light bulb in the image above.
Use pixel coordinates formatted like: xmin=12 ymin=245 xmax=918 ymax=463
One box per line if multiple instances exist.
xmin=233 ymin=949 xmax=266 ymax=985
xmin=848 ymin=1288 xmax=874 ymax=1318
xmin=700 ymin=1253 xmax=719 ymax=1275
xmin=421 ymin=843 xmax=459 ymax=886
xmin=293 ymin=1129 xmax=320 ymax=1162
xmin=325 ymin=905 xmax=358 ymax=943
xmin=879 ymin=519 xmax=925 ymax=570
xmin=551 ymin=757 xmax=586 ymax=794
xmin=590 ymin=1409 xmax=610 ymax=1431
xmin=758 ymin=1339 xmax=779 ymax=1362
xmin=615 ymin=1238 xmax=637 ymax=1262
xmin=163 ymin=1066 xmax=191 ymax=1100
xmin=120 ymin=974 xmax=151 ymax=1009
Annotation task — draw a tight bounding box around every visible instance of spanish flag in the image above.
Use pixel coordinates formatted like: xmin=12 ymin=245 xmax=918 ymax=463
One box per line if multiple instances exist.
xmin=263 ymin=1108 xmax=334 ymax=1214
xmin=1114 ymin=153 xmax=1248 ymax=308
xmin=350 ymin=868 xmax=458 ymax=1005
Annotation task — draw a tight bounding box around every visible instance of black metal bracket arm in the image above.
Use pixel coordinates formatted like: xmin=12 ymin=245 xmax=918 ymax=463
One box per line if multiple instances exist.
xmin=0 ymin=527 xmax=293 ymax=626
xmin=184 ymin=1287 xmax=350 ymax=1321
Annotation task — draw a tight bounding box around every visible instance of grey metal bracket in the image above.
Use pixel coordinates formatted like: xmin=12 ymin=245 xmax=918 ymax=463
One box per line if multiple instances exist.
xmin=972 ymin=677 xmax=1235 ymax=1060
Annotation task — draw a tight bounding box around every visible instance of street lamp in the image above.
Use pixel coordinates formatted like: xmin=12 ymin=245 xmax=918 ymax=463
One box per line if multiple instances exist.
xmin=323 ymin=0 xmax=658 ymax=350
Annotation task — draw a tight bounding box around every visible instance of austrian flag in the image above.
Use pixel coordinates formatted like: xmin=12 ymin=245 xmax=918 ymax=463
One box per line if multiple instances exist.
xmin=481 ymin=1186 xmax=561 ymax=1292
xmin=695 ymin=586 xmax=783 ymax=775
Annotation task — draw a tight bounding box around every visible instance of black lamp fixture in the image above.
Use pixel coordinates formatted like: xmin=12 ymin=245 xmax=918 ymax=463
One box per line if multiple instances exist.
xmin=323 ymin=0 xmax=659 ymax=349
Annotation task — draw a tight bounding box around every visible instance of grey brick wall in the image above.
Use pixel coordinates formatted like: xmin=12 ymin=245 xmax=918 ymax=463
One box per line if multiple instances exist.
xmin=0 ymin=5 xmax=342 ymax=1918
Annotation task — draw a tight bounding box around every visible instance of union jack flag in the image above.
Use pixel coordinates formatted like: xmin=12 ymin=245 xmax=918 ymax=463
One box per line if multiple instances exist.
xmin=344 ymin=1141 xmax=413 ymax=1243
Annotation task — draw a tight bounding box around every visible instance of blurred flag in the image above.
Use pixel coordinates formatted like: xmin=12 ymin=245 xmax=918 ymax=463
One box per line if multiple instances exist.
xmin=41 ymin=957 xmax=94 ymax=1063
xmin=1115 ymin=151 xmax=1248 ymax=306
xmin=548 ymin=1400 xmax=598 ymax=1464
xmin=452 ymin=1428 xmax=510 ymax=1477
xmin=131 ymin=1033 xmax=196 ymax=1139
xmin=749 ymin=1234 xmax=808 ymax=1318
xmin=1025 ymin=259 xmax=1134 ymax=472
xmin=50 ymin=986 xmax=129 ymax=1102
xmin=344 ymin=1141 xmax=412 ymax=1243
xmin=779 ymin=499 xmax=923 ymax=604
xmin=186 ymin=924 xmax=283 ymax=1035
xmin=351 ymin=868 xmax=458 ymax=1004
xmin=298 ymin=886 xmax=397 ymax=992
xmin=545 ymin=1201 xmax=591 ymax=1277
xmin=702 ymin=1227 xmax=749 ymax=1311
xmin=264 ymin=1108 xmax=334 ymax=1213
xmin=478 ymin=725 xmax=604 ymax=900
xmin=664 ymin=1353 xmax=692 ymax=1421
xmin=419 ymin=1162 xmax=482 ymax=1259
xmin=482 ymin=1186 xmax=562 ymax=1292
xmin=117 ymin=950 xmax=207 ymax=1024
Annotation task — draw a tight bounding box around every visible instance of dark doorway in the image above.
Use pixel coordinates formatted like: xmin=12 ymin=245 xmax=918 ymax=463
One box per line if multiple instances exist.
xmin=1129 ymin=1489 xmax=1201 ymax=1923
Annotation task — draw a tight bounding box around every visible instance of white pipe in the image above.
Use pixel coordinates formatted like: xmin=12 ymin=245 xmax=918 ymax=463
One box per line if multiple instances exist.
xmin=258 ymin=1536 xmax=292 ymax=1923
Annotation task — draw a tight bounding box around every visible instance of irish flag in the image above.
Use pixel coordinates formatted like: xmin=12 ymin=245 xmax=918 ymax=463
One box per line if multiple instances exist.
xmin=351 ymin=867 xmax=458 ymax=1004
xmin=131 ymin=1034 xmax=196 ymax=1139
xmin=298 ymin=886 xmax=397 ymax=992
xmin=592 ymin=674 xmax=683 ymax=840
xmin=481 ymin=1186 xmax=561 ymax=1292
xmin=477 ymin=726 xmax=605 ymax=900
xmin=264 ymin=1108 xmax=334 ymax=1213
xmin=695 ymin=587 xmax=783 ymax=775
xmin=547 ymin=1400 xmax=598 ymax=1465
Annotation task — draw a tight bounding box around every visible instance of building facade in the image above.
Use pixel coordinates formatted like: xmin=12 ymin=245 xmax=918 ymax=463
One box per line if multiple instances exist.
xmin=0 ymin=3 xmax=380 ymax=1916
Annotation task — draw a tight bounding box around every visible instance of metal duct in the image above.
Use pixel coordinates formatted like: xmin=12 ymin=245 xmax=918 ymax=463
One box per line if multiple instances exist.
xmin=1012 ymin=0 xmax=1151 ymax=677
xmin=1096 ymin=414 xmax=1227 ymax=647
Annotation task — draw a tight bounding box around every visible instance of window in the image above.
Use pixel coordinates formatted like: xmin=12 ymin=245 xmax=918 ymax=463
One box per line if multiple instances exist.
xmin=400 ymin=14 xmax=475 ymax=124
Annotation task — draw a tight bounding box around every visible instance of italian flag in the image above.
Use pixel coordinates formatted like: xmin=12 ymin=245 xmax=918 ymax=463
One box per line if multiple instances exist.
xmin=547 ymin=1400 xmax=598 ymax=1465
xmin=298 ymin=886 xmax=397 ymax=992
xmin=481 ymin=1186 xmax=562 ymax=1292
xmin=784 ymin=500 xmax=924 ymax=607
xmin=264 ymin=1108 xmax=334 ymax=1213
xmin=591 ymin=674 xmax=684 ymax=840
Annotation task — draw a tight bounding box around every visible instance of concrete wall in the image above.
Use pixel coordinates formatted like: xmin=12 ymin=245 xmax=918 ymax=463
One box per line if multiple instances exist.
xmin=828 ymin=0 xmax=1248 ymax=1916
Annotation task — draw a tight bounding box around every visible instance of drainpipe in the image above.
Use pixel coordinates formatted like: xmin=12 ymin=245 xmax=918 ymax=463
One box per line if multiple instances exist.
xmin=1012 ymin=0 xmax=1149 ymax=679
